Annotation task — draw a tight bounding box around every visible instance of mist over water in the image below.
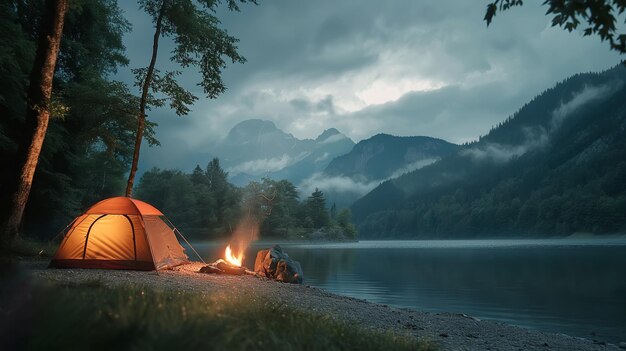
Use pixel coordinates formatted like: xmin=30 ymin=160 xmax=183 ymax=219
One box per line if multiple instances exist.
xmin=192 ymin=239 xmax=626 ymax=343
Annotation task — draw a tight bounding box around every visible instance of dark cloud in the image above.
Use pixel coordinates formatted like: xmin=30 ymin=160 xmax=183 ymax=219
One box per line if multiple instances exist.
xmin=113 ymin=1 xmax=622 ymax=172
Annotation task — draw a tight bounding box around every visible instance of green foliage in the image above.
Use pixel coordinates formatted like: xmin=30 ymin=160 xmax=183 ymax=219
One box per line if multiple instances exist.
xmin=258 ymin=179 xmax=299 ymax=235
xmin=135 ymin=163 xmax=358 ymax=241
xmin=0 ymin=0 xmax=139 ymax=237
xmin=306 ymin=188 xmax=331 ymax=228
xmin=132 ymin=68 xmax=198 ymax=116
xmin=7 ymin=283 xmax=432 ymax=351
xmin=8 ymin=236 xmax=58 ymax=257
xmin=240 ymin=178 xmax=278 ymax=225
xmin=136 ymin=160 xmax=241 ymax=238
xmin=485 ymin=0 xmax=626 ymax=56
xmin=135 ymin=0 xmax=256 ymax=116
xmin=336 ymin=208 xmax=357 ymax=239
xmin=57 ymin=0 xmax=131 ymax=81
xmin=0 ymin=2 xmax=35 ymax=119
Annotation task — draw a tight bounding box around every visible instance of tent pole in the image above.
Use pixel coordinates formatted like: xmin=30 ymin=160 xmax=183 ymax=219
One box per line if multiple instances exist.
xmin=175 ymin=228 xmax=206 ymax=264
xmin=49 ymin=217 xmax=78 ymax=244
xmin=163 ymin=216 xmax=206 ymax=264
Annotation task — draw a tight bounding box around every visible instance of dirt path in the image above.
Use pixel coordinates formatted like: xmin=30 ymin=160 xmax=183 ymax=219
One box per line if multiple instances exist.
xmin=23 ymin=259 xmax=621 ymax=351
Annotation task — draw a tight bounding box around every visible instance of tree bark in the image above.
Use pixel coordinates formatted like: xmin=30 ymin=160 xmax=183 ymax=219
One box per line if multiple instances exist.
xmin=2 ymin=0 xmax=68 ymax=248
xmin=125 ymin=5 xmax=165 ymax=197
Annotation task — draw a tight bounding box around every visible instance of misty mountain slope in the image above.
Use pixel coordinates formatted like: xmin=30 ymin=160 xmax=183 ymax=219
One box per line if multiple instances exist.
xmin=352 ymin=65 xmax=626 ymax=238
xmin=271 ymin=128 xmax=355 ymax=183
xmin=213 ymin=120 xmax=354 ymax=184
xmin=297 ymin=134 xmax=457 ymax=209
xmin=324 ymin=134 xmax=458 ymax=181
xmin=215 ymin=119 xmax=313 ymax=173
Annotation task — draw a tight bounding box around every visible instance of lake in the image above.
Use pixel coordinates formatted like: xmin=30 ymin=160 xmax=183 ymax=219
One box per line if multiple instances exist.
xmin=190 ymin=239 xmax=626 ymax=344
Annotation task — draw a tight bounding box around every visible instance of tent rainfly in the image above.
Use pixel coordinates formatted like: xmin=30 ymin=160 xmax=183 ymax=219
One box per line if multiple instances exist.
xmin=50 ymin=197 xmax=189 ymax=270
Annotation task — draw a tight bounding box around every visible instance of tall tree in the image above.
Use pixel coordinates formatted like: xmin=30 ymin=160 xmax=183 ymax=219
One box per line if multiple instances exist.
xmin=484 ymin=0 xmax=626 ymax=57
xmin=261 ymin=179 xmax=299 ymax=237
xmin=125 ymin=0 xmax=256 ymax=197
xmin=2 ymin=1 xmax=138 ymax=239
xmin=205 ymin=158 xmax=235 ymax=226
xmin=306 ymin=188 xmax=330 ymax=229
xmin=336 ymin=208 xmax=357 ymax=239
xmin=2 ymin=0 xmax=68 ymax=247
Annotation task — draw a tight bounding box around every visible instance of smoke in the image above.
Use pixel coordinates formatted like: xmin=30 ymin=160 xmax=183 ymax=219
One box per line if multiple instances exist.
xmin=228 ymin=216 xmax=260 ymax=263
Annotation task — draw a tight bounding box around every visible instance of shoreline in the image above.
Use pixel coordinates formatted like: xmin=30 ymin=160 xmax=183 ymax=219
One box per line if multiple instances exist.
xmin=189 ymin=236 xmax=626 ymax=247
xmin=20 ymin=258 xmax=621 ymax=351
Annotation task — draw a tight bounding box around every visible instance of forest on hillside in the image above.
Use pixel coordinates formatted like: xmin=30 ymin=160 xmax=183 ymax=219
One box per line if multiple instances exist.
xmin=135 ymin=159 xmax=357 ymax=240
xmin=353 ymin=67 xmax=626 ymax=238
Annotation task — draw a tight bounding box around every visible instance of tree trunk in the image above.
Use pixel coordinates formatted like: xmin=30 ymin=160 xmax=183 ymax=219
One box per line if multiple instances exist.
xmin=125 ymin=5 xmax=165 ymax=197
xmin=2 ymin=0 xmax=68 ymax=248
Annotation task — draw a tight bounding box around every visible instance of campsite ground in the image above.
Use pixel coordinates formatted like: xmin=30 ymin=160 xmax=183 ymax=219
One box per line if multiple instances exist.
xmin=7 ymin=259 xmax=621 ymax=351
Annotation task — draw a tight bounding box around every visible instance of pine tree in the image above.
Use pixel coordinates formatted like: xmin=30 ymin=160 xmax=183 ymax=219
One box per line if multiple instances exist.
xmin=330 ymin=202 xmax=337 ymax=220
xmin=306 ymin=188 xmax=330 ymax=229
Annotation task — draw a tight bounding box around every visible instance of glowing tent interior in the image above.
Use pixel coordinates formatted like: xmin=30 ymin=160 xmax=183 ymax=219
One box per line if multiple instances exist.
xmin=50 ymin=197 xmax=189 ymax=270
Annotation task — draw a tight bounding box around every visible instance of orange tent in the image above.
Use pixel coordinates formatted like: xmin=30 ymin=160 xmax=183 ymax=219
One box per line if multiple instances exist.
xmin=50 ymin=197 xmax=189 ymax=270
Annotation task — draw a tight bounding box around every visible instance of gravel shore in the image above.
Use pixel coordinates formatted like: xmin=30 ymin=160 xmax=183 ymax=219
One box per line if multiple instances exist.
xmin=23 ymin=259 xmax=622 ymax=351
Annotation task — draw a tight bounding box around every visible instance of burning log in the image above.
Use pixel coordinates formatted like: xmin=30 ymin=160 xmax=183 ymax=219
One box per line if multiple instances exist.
xmin=254 ymin=245 xmax=303 ymax=284
xmin=198 ymin=245 xmax=255 ymax=276
xmin=199 ymin=259 xmax=248 ymax=275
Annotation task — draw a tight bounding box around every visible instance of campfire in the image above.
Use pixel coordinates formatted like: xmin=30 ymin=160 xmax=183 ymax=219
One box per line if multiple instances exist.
xmin=196 ymin=218 xmax=302 ymax=283
xmin=199 ymin=244 xmax=254 ymax=275
xmin=225 ymin=244 xmax=243 ymax=266
xmin=198 ymin=244 xmax=303 ymax=284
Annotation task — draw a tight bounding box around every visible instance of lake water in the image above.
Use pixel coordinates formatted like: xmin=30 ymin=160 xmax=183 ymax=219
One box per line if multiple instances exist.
xmin=190 ymin=239 xmax=626 ymax=344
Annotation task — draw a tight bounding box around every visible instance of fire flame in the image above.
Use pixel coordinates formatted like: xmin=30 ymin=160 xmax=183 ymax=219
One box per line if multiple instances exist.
xmin=225 ymin=244 xmax=243 ymax=267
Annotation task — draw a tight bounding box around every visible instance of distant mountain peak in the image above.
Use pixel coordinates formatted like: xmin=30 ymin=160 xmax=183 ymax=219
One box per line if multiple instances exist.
xmin=228 ymin=119 xmax=279 ymax=136
xmin=316 ymin=128 xmax=349 ymax=144
xmin=316 ymin=128 xmax=340 ymax=140
xmin=324 ymin=134 xmax=458 ymax=181
xmin=213 ymin=119 xmax=354 ymax=182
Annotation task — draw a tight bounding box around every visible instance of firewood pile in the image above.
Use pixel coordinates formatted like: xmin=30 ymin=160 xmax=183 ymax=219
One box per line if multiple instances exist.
xmin=198 ymin=259 xmax=253 ymax=275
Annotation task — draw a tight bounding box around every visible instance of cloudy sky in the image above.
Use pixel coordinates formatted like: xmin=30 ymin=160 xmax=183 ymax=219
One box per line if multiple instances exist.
xmin=115 ymin=1 xmax=621 ymax=172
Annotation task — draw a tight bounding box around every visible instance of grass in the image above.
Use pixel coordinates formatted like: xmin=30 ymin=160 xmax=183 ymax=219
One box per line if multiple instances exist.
xmin=2 ymin=279 xmax=436 ymax=351
xmin=8 ymin=237 xmax=58 ymax=258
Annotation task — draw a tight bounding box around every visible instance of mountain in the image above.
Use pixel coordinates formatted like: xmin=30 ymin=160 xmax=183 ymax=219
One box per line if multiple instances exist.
xmin=214 ymin=119 xmax=354 ymax=185
xmin=352 ymin=65 xmax=626 ymax=238
xmin=270 ymin=128 xmax=355 ymax=184
xmin=325 ymin=134 xmax=458 ymax=181
xmin=297 ymin=134 xmax=457 ymax=208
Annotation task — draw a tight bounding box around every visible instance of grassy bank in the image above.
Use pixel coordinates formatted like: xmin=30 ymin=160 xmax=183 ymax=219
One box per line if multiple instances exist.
xmin=1 ymin=277 xmax=435 ymax=351
xmin=8 ymin=237 xmax=58 ymax=258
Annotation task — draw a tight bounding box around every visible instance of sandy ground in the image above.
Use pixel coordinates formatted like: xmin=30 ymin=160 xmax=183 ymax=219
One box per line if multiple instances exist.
xmin=22 ymin=259 xmax=622 ymax=351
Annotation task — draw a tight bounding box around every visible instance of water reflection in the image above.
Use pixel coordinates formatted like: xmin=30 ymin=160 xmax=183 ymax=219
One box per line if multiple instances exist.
xmin=190 ymin=239 xmax=626 ymax=343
